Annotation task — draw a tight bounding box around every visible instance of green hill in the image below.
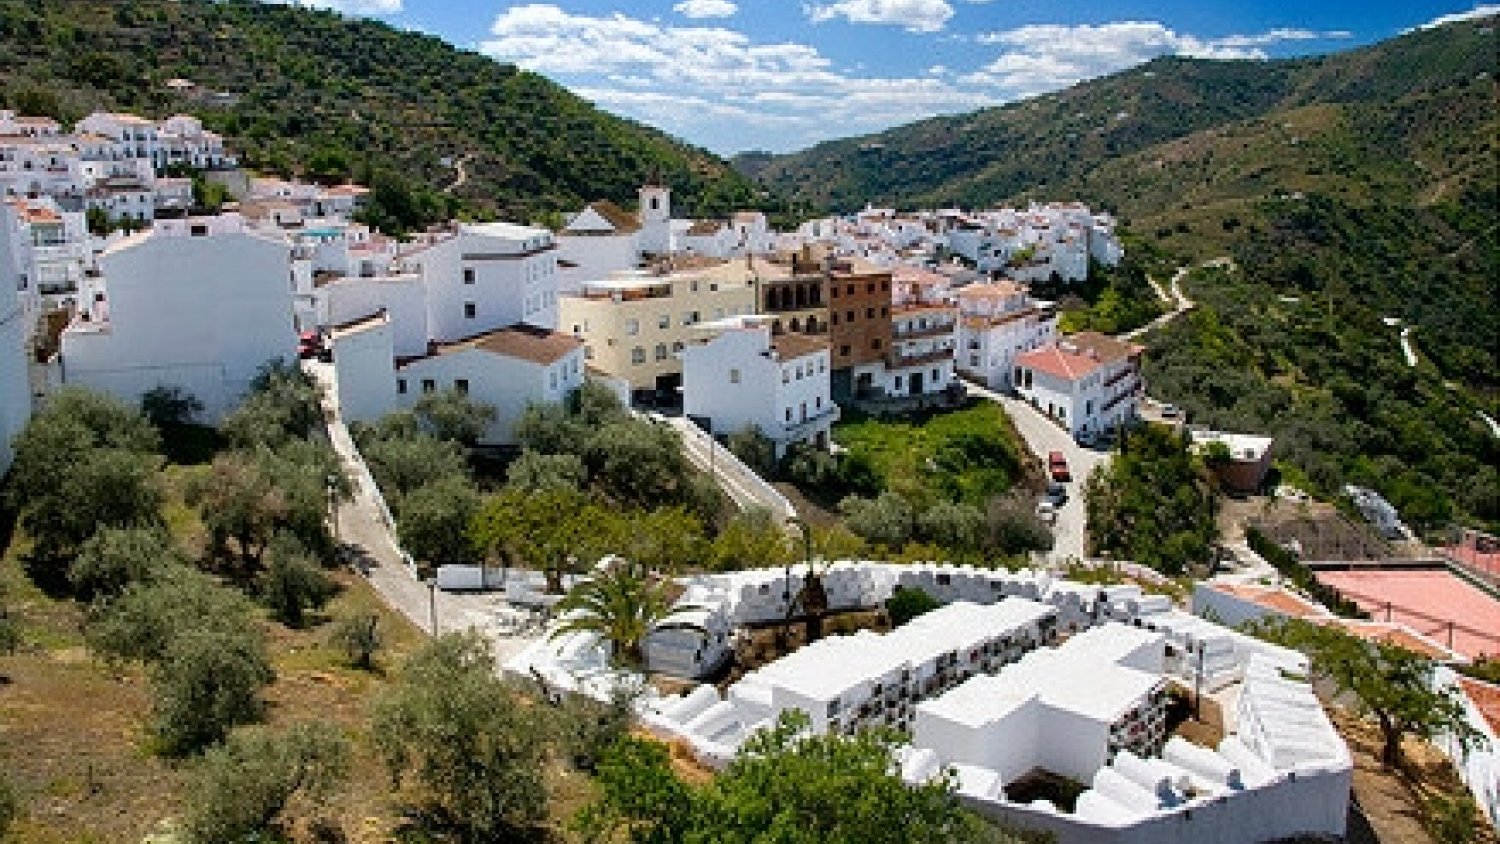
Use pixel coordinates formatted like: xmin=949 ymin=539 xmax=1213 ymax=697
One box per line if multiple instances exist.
xmin=745 ymin=18 xmax=1498 ymax=530
xmin=0 ymin=0 xmax=762 ymax=231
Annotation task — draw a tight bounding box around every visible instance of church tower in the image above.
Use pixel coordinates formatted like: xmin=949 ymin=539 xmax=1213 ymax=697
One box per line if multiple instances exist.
xmin=638 ymin=177 xmax=671 ymax=256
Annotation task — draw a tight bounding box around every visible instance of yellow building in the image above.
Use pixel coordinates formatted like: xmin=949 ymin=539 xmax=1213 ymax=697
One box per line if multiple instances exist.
xmin=558 ymin=258 xmax=758 ymax=401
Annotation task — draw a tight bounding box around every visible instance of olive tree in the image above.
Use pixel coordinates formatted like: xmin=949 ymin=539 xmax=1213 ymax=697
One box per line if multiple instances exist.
xmin=180 ymin=722 xmax=349 ymax=843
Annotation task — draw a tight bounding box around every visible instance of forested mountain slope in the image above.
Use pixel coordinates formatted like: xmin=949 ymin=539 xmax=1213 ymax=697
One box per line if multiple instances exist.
xmin=0 ymin=0 xmax=762 ymax=230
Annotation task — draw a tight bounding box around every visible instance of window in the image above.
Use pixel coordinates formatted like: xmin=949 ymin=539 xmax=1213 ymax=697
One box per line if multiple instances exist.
xmin=831 ymin=313 xmax=840 ymax=326
xmin=881 ymin=279 xmax=890 ymax=292
xmin=815 ymin=396 xmax=822 ymax=409
xmin=873 ymin=338 xmax=883 ymax=349
xmin=672 ymin=341 xmax=684 ymax=352
xmin=840 ymin=345 xmax=851 ymax=356
xmin=658 ymin=314 xmax=670 ymax=329
xmin=785 ymin=407 xmax=793 ymax=422
xmin=655 ymin=343 xmax=669 ymax=361
xmin=464 ymin=301 xmax=476 ymax=319
xmin=895 ymin=375 xmax=904 ymax=391
xmin=866 ymin=308 xmax=875 ymax=319
xmin=819 ymin=359 xmax=827 ymax=373
xmin=421 ymin=379 xmax=436 ymax=394
xmin=846 ymin=310 xmax=855 ymax=322
xmin=454 ymin=379 xmax=469 ymax=395
xmin=782 ymin=369 xmax=790 ymax=384
xmin=631 ymin=346 xmax=646 ymax=364
xmin=881 ymin=306 xmax=889 ymax=317
xmin=729 ymin=368 xmax=741 ymax=384
xmin=830 ymin=286 xmax=839 ymax=299
xmin=463 ymin=267 xmax=475 ymax=284
xmin=397 ymin=378 xmax=407 ymax=395
xmin=846 ymin=284 xmax=854 ymax=295
xmin=626 ymin=319 xmax=640 ymax=335
xmin=867 ymin=283 xmax=876 ymax=294
xmin=584 ymin=346 xmax=594 ymax=360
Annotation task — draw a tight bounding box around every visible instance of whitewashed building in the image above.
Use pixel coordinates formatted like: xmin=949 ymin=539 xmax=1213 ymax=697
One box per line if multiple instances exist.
xmin=680 ymin=317 xmax=836 ymax=456
xmin=956 ymin=281 xmax=1057 ymax=391
xmin=329 ymin=310 xmax=584 ymax=444
xmin=0 ymin=203 xmax=33 ymax=475
xmin=1014 ymin=332 xmax=1143 ymax=440
xmin=881 ymin=266 xmax=958 ymax=399
xmin=399 ymin=221 xmax=559 ymax=340
xmin=57 ymin=214 xmax=296 ymax=422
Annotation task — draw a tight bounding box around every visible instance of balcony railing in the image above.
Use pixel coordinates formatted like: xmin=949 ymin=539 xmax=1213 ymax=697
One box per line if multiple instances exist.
xmin=886 ymin=348 xmax=954 ymax=369
xmin=893 ymin=322 xmax=956 ymax=340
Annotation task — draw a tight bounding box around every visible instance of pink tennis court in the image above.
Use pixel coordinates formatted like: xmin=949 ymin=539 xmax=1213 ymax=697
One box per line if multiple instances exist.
xmin=1316 ymin=568 xmax=1500 ymax=659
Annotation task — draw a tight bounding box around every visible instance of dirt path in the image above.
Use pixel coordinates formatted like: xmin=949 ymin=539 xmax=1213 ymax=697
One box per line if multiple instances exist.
xmin=444 ymin=153 xmax=473 ymax=194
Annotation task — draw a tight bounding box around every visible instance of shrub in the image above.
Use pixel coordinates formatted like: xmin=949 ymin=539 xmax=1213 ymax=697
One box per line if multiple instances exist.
xmin=180 ymin=722 xmax=349 ymax=843
xmin=886 ymin=586 xmax=941 ymax=627
xmin=329 ymin=612 xmax=381 ymax=671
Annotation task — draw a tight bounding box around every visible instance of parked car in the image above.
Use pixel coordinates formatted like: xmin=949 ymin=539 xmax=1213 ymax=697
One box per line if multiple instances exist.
xmin=297 ymin=330 xmax=322 ymax=360
xmin=1047 ymin=451 xmax=1071 ymax=482
xmin=1035 ymin=501 xmax=1058 ymax=525
xmin=1043 ymin=482 xmax=1068 ymax=507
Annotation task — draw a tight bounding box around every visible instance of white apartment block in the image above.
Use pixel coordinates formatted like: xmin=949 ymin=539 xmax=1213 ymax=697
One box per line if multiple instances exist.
xmin=329 ymin=310 xmax=584 ymax=445
xmin=956 ymin=281 xmax=1058 ymax=391
xmin=57 ymin=214 xmax=297 ymax=422
xmin=1014 ymin=332 xmax=1144 ymax=440
xmin=942 ymin=203 xmax=1122 ymax=281
xmin=398 ymin=221 xmax=560 ymax=340
xmin=880 ymin=266 xmax=958 ymax=399
xmin=680 ymin=317 xmax=836 ymax=456
xmin=0 ymin=203 xmax=33 ymax=476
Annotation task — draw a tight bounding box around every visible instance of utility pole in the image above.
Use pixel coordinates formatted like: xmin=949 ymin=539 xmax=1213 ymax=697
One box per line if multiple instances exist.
xmin=427 ymin=579 xmax=438 ymax=636
xmin=325 ymin=473 xmax=340 ymax=555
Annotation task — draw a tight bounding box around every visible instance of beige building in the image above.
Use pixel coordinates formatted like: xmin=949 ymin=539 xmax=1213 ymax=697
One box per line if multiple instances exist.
xmin=558 ymin=258 xmax=757 ymax=401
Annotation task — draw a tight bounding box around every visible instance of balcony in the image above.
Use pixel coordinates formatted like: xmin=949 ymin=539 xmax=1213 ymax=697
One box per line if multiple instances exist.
xmin=893 ymin=322 xmax=956 ymax=341
xmin=778 ymin=404 xmax=840 ymax=440
xmin=886 ymin=348 xmax=954 ymax=369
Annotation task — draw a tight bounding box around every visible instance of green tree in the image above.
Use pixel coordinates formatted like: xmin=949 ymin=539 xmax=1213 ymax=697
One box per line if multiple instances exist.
xmin=581 ymin=711 xmax=1005 ymax=844
xmin=414 ymin=388 xmax=498 ymax=446
xmin=727 ymin=425 xmax=778 ymax=478
xmin=514 ymin=401 xmax=587 ymax=456
xmin=328 ymin=611 xmax=382 ymax=671
xmin=373 ymin=633 xmax=546 ymax=838
xmin=1084 ymin=426 xmax=1217 ymax=574
xmin=257 ymin=533 xmax=336 ymax=627
xmin=710 ymin=507 xmax=793 ymax=572
xmin=150 ymin=623 xmax=275 ymax=755
xmin=356 ymin=424 xmax=468 ymax=507
xmin=553 ymin=684 xmax=640 ymax=774
xmin=69 ymin=527 xmax=182 ymax=601
xmin=551 ymin=562 xmax=677 ymax=669
xmin=140 ymin=385 xmax=204 ymax=427
xmin=918 ymin=501 xmax=986 ymax=554
xmin=180 ymin=722 xmax=349 ymax=844
xmin=398 ymin=475 xmax=483 ymax=568
xmin=1247 ymin=617 xmax=1486 ymax=767
xmin=886 ymin=586 xmax=942 ymax=627
xmin=840 ymin=492 xmax=916 ymax=551
xmin=619 ymin=506 xmax=707 ymax=575
xmin=985 ymin=493 xmax=1054 ymax=557
xmin=472 ymin=488 xmax=616 ymax=592
xmin=585 ymin=418 xmax=691 ymax=508
xmin=505 ymin=449 xmax=587 ymax=493
xmin=221 ymin=359 xmax=323 ymax=448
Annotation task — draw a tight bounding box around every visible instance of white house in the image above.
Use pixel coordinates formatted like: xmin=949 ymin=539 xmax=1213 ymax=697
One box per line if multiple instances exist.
xmin=881 ymin=266 xmax=958 ymax=399
xmin=680 ymin=317 xmax=836 ymax=456
xmin=57 ymin=214 xmax=296 ymax=422
xmin=956 ymin=281 xmax=1057 ymax=391
xmin=0 ymin=203 xmax=32 ymax=475
xmin=555 ymin=199 xmax=643 ymax=294
xmin=329 ymin=309 xmax=584 ymax=445
xmin=1014 ymin=332 xmax=1143 ymax=440
xmin=400 ymin=221 xmax=559 ymax=340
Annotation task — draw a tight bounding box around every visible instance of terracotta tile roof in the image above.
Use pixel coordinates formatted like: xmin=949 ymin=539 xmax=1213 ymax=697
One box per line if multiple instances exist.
xmin=685 ymin=220 xmax=722 ymax=236
xmin=1212 ymin=583 xmax=1326 ymax=618
xmin=959 ymin=281 xmax=1027 ymax=299
xmin=1333 ymin=621 xmax=1453 ymax=660
xmin=1015 ymin=332 xmax=1141 ymax=382
xmin=1458 ymin=677 xmax=1500 ymax=735
xmin=771 ymin=333 xmax=829 ymax=361
xmin=407 ymin=324 xmax=583 ymax=367
xmin=580 ymin=199 xmax=641 ymax=234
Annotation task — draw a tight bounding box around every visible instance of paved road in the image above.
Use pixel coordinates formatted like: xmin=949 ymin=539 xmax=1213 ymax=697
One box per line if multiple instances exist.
xmin=304 ymin=360 xmax=541 ymax=664
xmin=962 ymin=379 xmax=1109 ymax=563
xmin=663 ymin=415 xmax=798 ymax=521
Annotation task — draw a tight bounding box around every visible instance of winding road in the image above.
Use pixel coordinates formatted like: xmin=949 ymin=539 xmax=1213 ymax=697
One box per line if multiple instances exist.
xmin=1121 ymin=263 xmax=1198 ymax=341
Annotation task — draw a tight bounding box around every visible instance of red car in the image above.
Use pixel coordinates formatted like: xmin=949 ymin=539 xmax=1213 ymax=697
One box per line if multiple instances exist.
xmin=1048 ymin=451 xmax=1071 ymax=482
xmin=297 ymin=331 xmax=322 ymax=360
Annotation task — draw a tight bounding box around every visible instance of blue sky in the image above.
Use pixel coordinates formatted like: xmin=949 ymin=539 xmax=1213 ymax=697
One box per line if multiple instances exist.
xmin=294 ymin=0 xmax=1498 ymax=155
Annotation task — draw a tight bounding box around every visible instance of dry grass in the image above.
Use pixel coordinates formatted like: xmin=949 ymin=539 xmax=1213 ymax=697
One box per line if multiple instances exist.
xmin=1330 ymin=708 xmax=1499 ymax=844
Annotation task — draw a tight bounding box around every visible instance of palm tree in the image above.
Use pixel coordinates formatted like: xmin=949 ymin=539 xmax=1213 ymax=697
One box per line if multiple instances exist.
xmin=549 ymin=562 xmax=679 ymax=669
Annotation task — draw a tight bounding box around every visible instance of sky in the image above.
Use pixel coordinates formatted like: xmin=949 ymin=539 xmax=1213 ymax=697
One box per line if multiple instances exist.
xmin=289 ymin=0 xmax=1499 ymax=155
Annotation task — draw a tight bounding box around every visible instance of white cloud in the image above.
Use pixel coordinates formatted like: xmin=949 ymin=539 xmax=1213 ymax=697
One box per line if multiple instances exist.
xmin=482 ymin=4 xmax=989 ymax=150
xmin=1416 ymin=4 xmax=1500 ymax=29
xmin=673 ymin=0 xmax=738 ymax=18
xmin=288 ymin=0 xmax=402 ymax=14
xmin=966 ymin=22 xmax=1351 ymax=96
xmin=805 ymin=0 xmax=955 ymax=33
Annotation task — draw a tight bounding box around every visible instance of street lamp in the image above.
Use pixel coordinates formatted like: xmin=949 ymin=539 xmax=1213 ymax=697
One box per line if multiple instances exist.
xmin=325 ymin=473 xmax=340 ymax=552
xmin=426 ymin=578 xmax=439 ymax=636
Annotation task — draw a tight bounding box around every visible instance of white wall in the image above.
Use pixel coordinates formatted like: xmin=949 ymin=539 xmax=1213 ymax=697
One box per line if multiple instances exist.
xmin=555 ymin=233 xmax=639 ymax=295
xmin=325 ymin=275 xmax=428 ymax=358
xmin=413 ymin=227 xmax=559 ymax=342
xmin=332 ymin=319 xmax=398 ymax=427
xmin=1435 ymin=667 xmax=1500 ymax=828
xmin=0 ymin=204 xmax=32 ymax=475
xmin=61 ymin=229 xmax=296 ymax=422
xmin=682 ymin=327 xmax=833 ymax=453
xmin=394 ymin=344 xmax=583 ymax=445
